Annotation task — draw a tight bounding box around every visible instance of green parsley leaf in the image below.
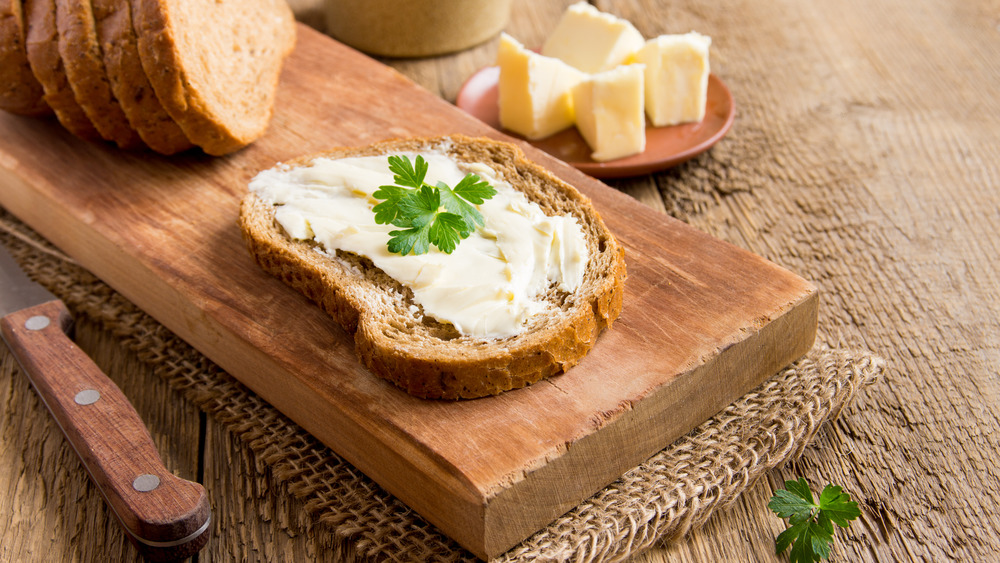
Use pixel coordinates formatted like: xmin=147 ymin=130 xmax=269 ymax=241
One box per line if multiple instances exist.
xmin=786 ymin=477 xmax=815 ymax=505
xmin=426 ymin=212 xmax=468 ymax=254
xmin=438 ymin=181 xmax=485 ymax=231
xmin=451 ymin=173 xmax=497 ymax=204
xmin=387 ymin=154 xmax=428 ymax=188
xmin=387 ymin=225 xmax=430 ymax=256
xmin=371 ymin=155 xmax=497 ymax=255
xmin=817 ymin=484 xmax=861 ymax=528
xmin=371 ymin=184 xmax=410 ymax=225
xmin=387 ymin=211 xmax=467 ymax=256
xmin=768 ymin=478 xmax=860 ymax=563
xmin=397 ymin=185 xmax=442 ymax=228
xmin=769 ymin=482 xmax=816 ymax=524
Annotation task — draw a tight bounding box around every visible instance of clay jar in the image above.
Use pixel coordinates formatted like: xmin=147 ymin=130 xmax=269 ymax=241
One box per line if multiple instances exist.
xmin=324 ymin=0 xmax=512 ymax=57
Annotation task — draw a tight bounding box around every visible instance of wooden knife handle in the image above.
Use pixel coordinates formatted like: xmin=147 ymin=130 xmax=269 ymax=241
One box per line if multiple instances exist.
xmin=0 ymin=300 xmax=211 ymax=561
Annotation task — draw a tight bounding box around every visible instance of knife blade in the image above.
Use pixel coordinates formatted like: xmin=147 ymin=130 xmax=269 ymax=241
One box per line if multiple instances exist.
xmin=0 ymin=244 xmax=211 ymax=561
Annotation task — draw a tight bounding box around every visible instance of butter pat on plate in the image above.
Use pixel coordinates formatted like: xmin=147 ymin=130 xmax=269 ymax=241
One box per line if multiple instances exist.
xmin=497 ymin=33 xmax=587 ymax=139
xmin=541 ymin=1 xmax=645 ymax=73
xmin=636 ymin=32 xmax=712 ymax=127
xmin=573 ymin=64 xmax=646 ymax=162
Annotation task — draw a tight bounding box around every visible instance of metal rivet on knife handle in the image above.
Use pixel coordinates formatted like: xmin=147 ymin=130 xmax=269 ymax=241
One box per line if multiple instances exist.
xmin=74 ymin=389 xmax=101 ymax=405
xmin=24 ymin=315 xmax=50 ymax=331
xmin=132 ymin=474 xmax=161 ymax=492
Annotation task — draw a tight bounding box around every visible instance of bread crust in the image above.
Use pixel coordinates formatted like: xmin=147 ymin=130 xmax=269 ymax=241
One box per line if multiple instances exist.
xmin=56 ymin=0 xmax=143 ymax=149
xmin=239 ymin=135 xmax=627 ymax=399
xmin=0 ymin=0 xmax=50 ymax=115
xmin=23 ymin=0 xmax=100 ymax=139
xmin=129 ymin=0 xmax=296 ymax=156
xmin=91 ymin=0 xmax=191 ymax=154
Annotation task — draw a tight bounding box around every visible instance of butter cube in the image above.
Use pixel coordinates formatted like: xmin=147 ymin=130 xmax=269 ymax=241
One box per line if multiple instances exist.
xmin=635 ymin=32 xmax=711 ymax=127
xmin=541 ymin=2 xmax=645 ymax=74
xmin=573 ymin=64 xmax=646 ymax=162
xmin=496 ymin=33 xmax=587 ymax=139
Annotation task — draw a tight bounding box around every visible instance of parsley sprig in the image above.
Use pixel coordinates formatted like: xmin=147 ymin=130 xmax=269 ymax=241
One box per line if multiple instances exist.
xmin=768 ymin=478 xmax=860 ymax=563
xmin=371 ymin=155 xmax=497 ymax=256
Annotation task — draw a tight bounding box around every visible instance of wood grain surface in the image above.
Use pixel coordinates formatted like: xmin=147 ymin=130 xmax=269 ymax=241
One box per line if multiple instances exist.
xmin=0 ymin=18 xmax=816 ymax=559
xmin=0 ymin=299 xmax=210 ymax=560
xmin=2 ymin=0 xmax=999 ymax=561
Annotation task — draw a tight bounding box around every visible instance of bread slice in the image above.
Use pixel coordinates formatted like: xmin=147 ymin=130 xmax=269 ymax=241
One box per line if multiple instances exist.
xmin=129 ymin=0 xmax=296 ymax=156
xmin=24 ymin=0 xmax=100 ymax=139
xmin=56 ymin=0 xmax=143 ymax=149
xmin=239 ymin=135 xmax=627 ymax=399
xmin=0 ymin=0 xmax=50 ymax=115
xmin=91 ymin=0 xmax=192 ymax=154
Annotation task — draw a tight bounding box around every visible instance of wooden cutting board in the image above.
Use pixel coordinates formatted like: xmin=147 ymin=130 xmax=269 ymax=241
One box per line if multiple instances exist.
xmin=0 ymin=25 xmax=817 ymax=559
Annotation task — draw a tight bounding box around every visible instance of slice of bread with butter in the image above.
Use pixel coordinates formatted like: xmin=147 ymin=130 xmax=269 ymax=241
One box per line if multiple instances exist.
xmin=239 ymin=135 xmax=627 ymax=400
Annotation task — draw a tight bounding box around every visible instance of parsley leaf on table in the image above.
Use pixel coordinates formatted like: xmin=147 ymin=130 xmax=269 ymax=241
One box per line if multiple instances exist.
xmin=372 ymin=155 xmax=497 ymax=256
xmin=768 ymin=477 xmax=861 ymax=563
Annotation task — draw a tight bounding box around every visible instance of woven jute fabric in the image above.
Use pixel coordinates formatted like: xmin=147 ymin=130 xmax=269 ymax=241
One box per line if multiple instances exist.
xmin=0 ymin=210 xmax=883 ymax=562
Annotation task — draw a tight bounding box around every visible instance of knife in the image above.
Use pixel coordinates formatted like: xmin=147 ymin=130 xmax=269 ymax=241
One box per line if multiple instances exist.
xmin=0 ymin=245 xmax=211 ymax=561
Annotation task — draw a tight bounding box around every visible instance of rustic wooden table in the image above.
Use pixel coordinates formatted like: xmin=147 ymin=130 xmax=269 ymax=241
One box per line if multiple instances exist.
xmin=2 ymin=0 xmax=998 ymax=561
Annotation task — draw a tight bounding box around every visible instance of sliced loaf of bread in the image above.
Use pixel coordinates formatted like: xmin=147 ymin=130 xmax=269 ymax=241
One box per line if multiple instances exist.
xmin=56 ymin=0 xmax=142 ymax=149
xmin=91 ymin=0 xmax=194 ymax=155
xmin=0 ymin=0 xmax=50 ymax=115
xmin=239 ymin=135 xmax=627 ymax=399
xmin=92 ymin=0 xmax=191 ymax=154
xmin=130 ymin=0 xmax=296 ymax=156
xmin=24 ymin=0 xmax=100 ymax=139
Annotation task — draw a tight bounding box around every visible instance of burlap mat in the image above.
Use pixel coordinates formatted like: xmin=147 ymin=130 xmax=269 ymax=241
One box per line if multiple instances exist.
xmin=0 ymin=209 xmax=883 ymax=562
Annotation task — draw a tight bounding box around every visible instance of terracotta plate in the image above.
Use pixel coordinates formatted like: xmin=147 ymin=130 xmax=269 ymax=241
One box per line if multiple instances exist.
xmin=455 ymin=66 xmax=735 ymax=178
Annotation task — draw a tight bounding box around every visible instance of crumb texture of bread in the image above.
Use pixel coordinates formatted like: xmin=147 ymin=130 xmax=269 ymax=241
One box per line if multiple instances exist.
xmin=0 ymin=0 xmax=51 ymax=115
xmin=23 ymin=0 xmax=101 ymax=139
xmin=91 ymin=0 xmax=191 ymax=154
xmin=239 ymin=135 xmax=627 ymax=400
xmin=56 ymin=0 xmax=143 ymax=149
xmin=130 ymin=0 xmax=296 ymax=156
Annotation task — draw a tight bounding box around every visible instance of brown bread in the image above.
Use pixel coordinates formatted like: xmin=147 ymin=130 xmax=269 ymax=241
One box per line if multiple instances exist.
xmin=0 ymin=0 xmax=50 ymax=115
xmin=55 ymin=0 xmax=142 ymax=149
xmin=238 ymin=135 xmax=627 ymax=399
xmin=129 ymin=0 xmax=296 ymax=156
xmin=23 ymin=0 xmax=100 ymax=139
xmin=91 ymin=0 xmax=191 ymax=154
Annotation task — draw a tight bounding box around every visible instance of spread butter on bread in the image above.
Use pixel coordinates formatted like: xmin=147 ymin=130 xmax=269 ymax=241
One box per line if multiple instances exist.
xmin=239 ymin=135 xmax=626 ymax=399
